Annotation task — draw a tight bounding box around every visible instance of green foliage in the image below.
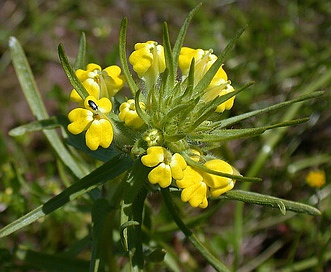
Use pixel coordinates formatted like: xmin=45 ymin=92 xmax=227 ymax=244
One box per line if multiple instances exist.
xmin=1 ymin=1 xmax=331 ymax=271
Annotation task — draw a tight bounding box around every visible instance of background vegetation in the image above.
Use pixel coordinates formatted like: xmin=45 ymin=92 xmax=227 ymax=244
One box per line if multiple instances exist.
xmin=0 ymin=0 xmax=330 ymax=271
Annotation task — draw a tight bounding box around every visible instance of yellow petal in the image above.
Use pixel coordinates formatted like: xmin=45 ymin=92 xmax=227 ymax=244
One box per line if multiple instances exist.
xmin=86 ymin=63 xmax=101 ymax=72
xmin=202 ymin=159 xmax=235 ymax=190
xmin=83 ymin=79 xmax=100 ymax=98
xmin=148 ymin=163 xmax=172 ymax=188
xmin=98 ymin=97 xmax=112 ymax=113
xmin=176 ymin=166 xmax=203 ymax=188
xmin=129 ymin=47 xmax=153 ymax=78
xmin=181 ymin=181 xmax=208 ymax=208
xmin=141 ymin=146 xmax=165 ymax=167
xmin=67 ymin=108 xmax=93 ymax=134
xmin=85 ymin=119 xmax=113 ymax=150
xmin=210 ymin=182 xmax=235 ymax=198
xmin=170 ymin=153 xmax=187 ymax=180
xmin=103 ymin=65 xmax=125 ymax=96
xmin=215 ymin=85 xmax=235 ymax=113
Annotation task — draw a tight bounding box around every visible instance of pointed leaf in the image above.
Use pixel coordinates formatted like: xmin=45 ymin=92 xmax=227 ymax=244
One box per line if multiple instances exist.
xmin=58 ymin=43 xmax=89 ymax=99
xmin=9 ymin=36 xmax=88 ymax=178
xmin=74 ymin=32 xmax=87 ymax=70
xmin=0 ymin=154 xmax=133 ymax=238
xmin=119 ymin=17 xmax=138 ymax=95
xmin=221 ymin=190 xmax=321 ymax=215
xmin=191 ymin=118 xmax=309 ymax=142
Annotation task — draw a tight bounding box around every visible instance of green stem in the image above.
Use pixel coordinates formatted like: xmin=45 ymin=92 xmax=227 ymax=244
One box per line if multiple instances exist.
xmin=161 ymin=189 xmax=231 ymax=272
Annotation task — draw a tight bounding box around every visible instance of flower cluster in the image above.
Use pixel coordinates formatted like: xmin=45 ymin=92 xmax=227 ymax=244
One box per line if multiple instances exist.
xmin=67 ymin=39 xmax=238 ymax=208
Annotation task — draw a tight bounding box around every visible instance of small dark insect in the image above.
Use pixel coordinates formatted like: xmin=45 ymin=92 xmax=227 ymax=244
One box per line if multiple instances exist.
xmin=88 ymin=100 xmax=98 ymax=111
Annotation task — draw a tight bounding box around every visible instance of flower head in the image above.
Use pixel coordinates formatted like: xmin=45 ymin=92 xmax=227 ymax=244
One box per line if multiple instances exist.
xmin=118 ymin=99 xmax=146 ymax=129
xmin=129 ymin=41 xmax=166 ymax=90
xmin=306 ymin=170 xmax=326 ymax=188
xmin=68 ymin=96 xmax=113 ymax=150
xmin=141 ymin=146 xmax=187 ymax=188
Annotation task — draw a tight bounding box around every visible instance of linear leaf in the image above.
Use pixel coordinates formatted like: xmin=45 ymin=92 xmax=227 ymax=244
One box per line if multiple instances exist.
xmin=74 ymin=32 xmax=87 ymax=70
xmin=119 ymin=17 xmax=138 ymax=96
xmin=221 ymin=190 xmax=321 ymax=216
xmin=58 ymin=43 xmax=89 ymax=99
xmin=0 ymin=154 xmax=133 ymax=238
xmin=191 ymin=118 xmax=309 ymax=142
xmin=9 ymin=37 xmax=88 ymax=178
xmin=172 ymin=3 xmax=201 ymax=71
xmin=216 ymin=91 xmax=324 ymax=129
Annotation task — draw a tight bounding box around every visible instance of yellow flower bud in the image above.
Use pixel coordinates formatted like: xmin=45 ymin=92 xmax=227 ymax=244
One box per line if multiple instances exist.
xmin=129 ymin=41 xmax=165 ymax=90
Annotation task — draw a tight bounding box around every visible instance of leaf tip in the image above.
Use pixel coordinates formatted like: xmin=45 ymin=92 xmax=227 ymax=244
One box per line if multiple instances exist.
xmin=8 ymin=36 xmax=17 ymax=48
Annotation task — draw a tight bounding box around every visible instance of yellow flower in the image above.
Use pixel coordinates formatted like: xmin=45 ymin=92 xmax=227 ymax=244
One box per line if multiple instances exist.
xmin=70 ymin=78 xmax=100 ymax=104
xmin=202 ymin=159 xmax=236 ymax=197
xmin=178 ymin=47 xmax=235 ymax=112
xmin=129 ymin=41 xmax=166 ymax=89
xmin=141 ymin=146 xmax=187 ymax=188
xmin=67 ymin=95 xmax=113 ymax=150
xmin=118 ymin=99 xmax=146 ymax=129
xmin=176 ymin=166 xmax=208 ymax=208
xmin=175 ymin=159 xmax=236 ymax=208
xmin=70 ymin=63 xmax=125 ymax=103
xmin=306 ymin=170 xmax=326 ymax=188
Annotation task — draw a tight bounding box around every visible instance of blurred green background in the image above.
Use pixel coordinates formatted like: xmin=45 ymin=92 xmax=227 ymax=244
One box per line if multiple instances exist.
xmin=0 ymin=0 xmax=330 ymax=271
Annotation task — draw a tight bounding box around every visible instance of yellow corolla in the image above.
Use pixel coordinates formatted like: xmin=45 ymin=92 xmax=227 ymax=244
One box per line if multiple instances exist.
xmin=129 ymin=41 xmax=166 ymax=89
xmin=70 ymin=63 xmax=125 ymax=103
xmin=67 ymin=96 xmax=113 ymax=151
xmin=202 ymin=159 xmax=236 ymax=197
xmin=141 ymin=146 xmax=187 ymax=188
xmin=179 ymin=47 xmax=235 ymax=113
xmin=176 ymin=166 xmax=208 ymax=208
xmin=118 ymin=99 xmax=146 ymax=129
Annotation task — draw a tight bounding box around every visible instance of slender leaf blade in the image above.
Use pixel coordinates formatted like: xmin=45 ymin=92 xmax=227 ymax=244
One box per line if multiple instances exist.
xmin=222 ymin=190 xmax=321 ymax=215
xmin=0 ymin=154 xmax=133 ymax=238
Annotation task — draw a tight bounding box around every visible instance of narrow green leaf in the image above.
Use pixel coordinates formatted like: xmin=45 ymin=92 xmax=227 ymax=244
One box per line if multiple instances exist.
xmin=172 ymin=3 xmax=202 ymax=71
xmin=74 ymin=32 xmax=87 ymax=70
xmin=0 ymin=154 xmax=133 ymax=238
xmin=187 ymin=82 xmax=253 ymax=133
xmin=9 ymin=116 xmax=62 ymax=136
xmin=120 ymin=161 xmax=149 ymax=271
xmin=58 ymin=43 xmax=89 ymax=100
xmin=221 ymin=190 xmax=321 ymax=215
xmin=216 ymin=91 xmax=324 ymax=129
xmin=90 ymin=199 xmax=112 ymax=272
xmin=163 ymin=22 xmax=175 ymax=87
xmin=135 ymin=89 xmax=150 ymax=124
xmin=191 ymin=118 xmax=309 ymax=142
xmin=9 ymin=37 xmax=48 ymax=120
xmin=16 ymin=247 xmax=89 ymax=272
xmin=119 ymin=17 xmax=138 ymax=95
xmin=9 ymin=36 xmax=88 ymax=178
